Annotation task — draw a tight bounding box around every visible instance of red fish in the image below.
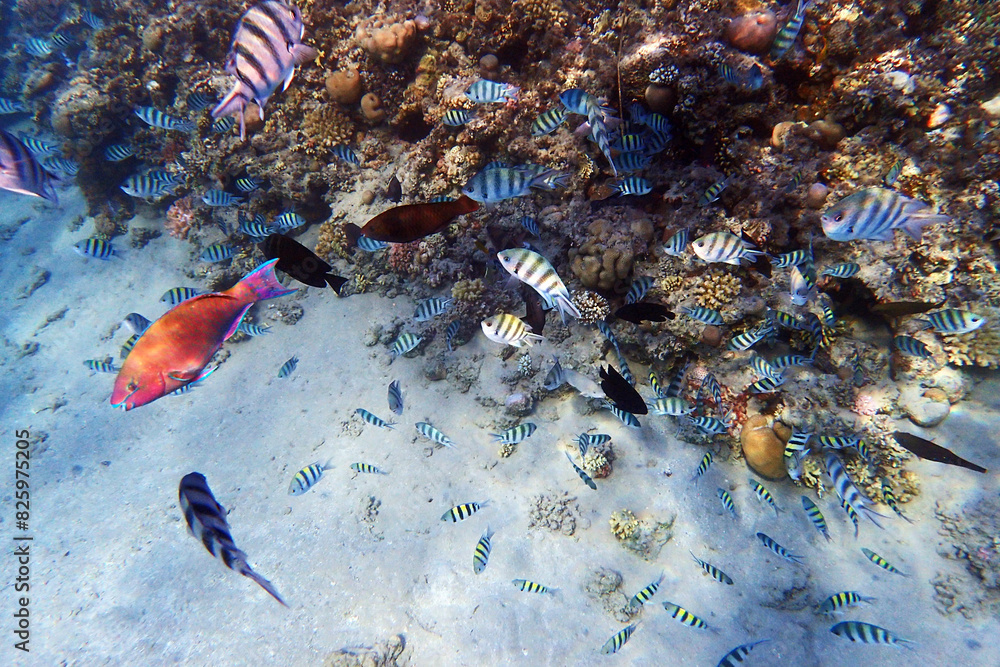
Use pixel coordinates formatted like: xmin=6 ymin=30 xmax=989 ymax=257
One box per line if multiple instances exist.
xmin=356 ymin=195 xmax=480 ymax=243
xmin=111 ymin=259 xmax=295 ymax=410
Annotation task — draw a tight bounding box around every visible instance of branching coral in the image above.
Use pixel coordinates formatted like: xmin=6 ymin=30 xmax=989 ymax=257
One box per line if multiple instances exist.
xmin=572 ymin=290 xmax=610 ymax=325
xmin=691 ymin=270 xmax=742 ymax=310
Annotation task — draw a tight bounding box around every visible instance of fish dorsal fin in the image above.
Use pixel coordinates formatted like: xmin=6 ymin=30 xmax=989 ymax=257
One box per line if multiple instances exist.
xmin=224 ymin=304 xmax=254 ymax=341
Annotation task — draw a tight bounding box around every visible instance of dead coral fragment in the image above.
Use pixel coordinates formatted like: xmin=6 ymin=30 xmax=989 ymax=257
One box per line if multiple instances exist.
xmin=164 ymin=196 xmax=196 ymax=239
xmin=609 ymin=509 xmax=675 ymax=561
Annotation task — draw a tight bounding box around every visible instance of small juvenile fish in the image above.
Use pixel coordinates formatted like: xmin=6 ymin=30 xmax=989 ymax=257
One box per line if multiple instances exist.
xmin=692 ymin=231 xmax=763 ymax=265
xmin=917 ymin=309 xmax=986 ymax=334
xmin=893 ymin=335 xmax=933 ymax=358
xmin=716 ymin=640 xmax=769 ymax=667
xmin=861 ymin=547 xmax=906 ymax=575
xmin=274 ymin=212 xmax=306 ymax=230
xmin=717 ymin=488 xmax=737 ymax=518
xmin=496 ymin=248 xmax=580 ymax=322
xmin=134 ymin=106 xmax=195 ymax=131
xmin=520 ymin=216 xmax=540 ymax=237
xmin=679 ymin=306 xmax=723 ymax=326
xmin=512 ymin=578 xmax=556 ymax=594
xmin=74 ymin=238 xmax=117 ymax=260
xmin=24 ymin=37 xmax=53 ymax=57
xmin=0 ymin=98 xmax=26 ymax=114
xmin=332 ymin=145 xmax=360 ymax=166
xmin=756 ymin=532 xmax=804 ymax=564
xmin=801 ymin=496 xmax=830 ymax=541
xmin=442 ymin=109 xmax=475 ymax=126
xmin=565 ymin=452 xmax=597 ymax=490
xmin=614 ymin=151 xmax=652 ymax=173
xmin=688 ymin=415 xmax=731 ymax=435
xmin=840 ymin=498 xmax=860 ymax=538
xmin=349 ymin=462 xmax=386 ymax=475
xmin=628 ymin=573 xmax=664 ymax=609
xmin=212 ymin=116 xmax=236 ymax=133
xmin=387 ymin=380 xmax=403 ymax=415
xmin=748 ymin=479 xmax=782 ymax=515
xmin=830 ymin=621 xmax=913 ymax=647
xmin=789 ymin=262 xmax=816 ymax=306
xmin=649 ymin=396 xmax=695 ymax=417
xmin=122 ymin=313 xmax=152 ymax=336
xmin=699 ymin=373 xmax=723 ymax=408
xmin=690 ymin=552 xmax=733 ymax=585
xmin=356 ymin=408 xmax=395 ymax=429
xmin=491 ymin=423 xmax=536 ymax=445
xmin=386 ymin=174 xmax=402 ymax=202
xmin=612 ymin=176 xmax=652 ymax=197
xmin=697 ymin=177 xmax=730 ymax=206
xmin=884 ymin=159 xmax=904 ymax=186
xmin=718 ymin=62 xmax=763 ymax=90
xmin=818 ymin=591 xmax=877 ymax=615
xmin=770 ymin=0 xmax=808 ymax=59
xmin=530 ymin=107 xmax=567 ymax=136
xmin=747 ymin=376 xmax=785 ymax=394
xmin=161 ymin=287 xmax=204 ymax=305
xmin=600 ymin=623 xmax=637 ymax=655
xmin=390 ymin=332 xmax=422 ymax=362
xmin=881 ymin=478 xmax=913 ymax=523
xmin=481 ymin=313 xmax=542 ymax=348
xmin=607 ymin=404 xmax=641 ymax=427
xmin=277 ymin=356 xmax=298 ymax=378
xmin=202 ymin=189 xmax=243 ymax=207
xmin=821 ymin=262 xmax=860 ymax=279
xmin=662 ymin=601 xmax=708 ymax=628
xmin=445 ymin=320 xmax=461 ymax=352
xmin=187 ymin=91 xmax=214 ymax=112
xmin=236 ymin=321 xmax=270 ymax=336
xmin=663 ymin=229 xmax=689 ymax=257
xmin=415 ymin=421 xmax=455 ymax=448
xmin=465 ymin=79 xmax=518 ymax=104
xmin=200 ymin=244 xmax=234 ymax=262
xmin=289 ymin=460 xmax=332 ymax=495
xmin=442 ymin=501 xmax=486 ymax=522
xmin=414 ymin=297 xmax=453 ymax=322
xmin=81 ymin=10 xmax=106 ymax=29
xmin=577 ymin=433 xmax=611 ymax=456
xmin=770 ymin=249 xmax=811 ymax=268
xmin=43 ymin=157 xmax=79 ymax=176
xmin=473 ymin=526 xmax=494 ymax=574
xmin=179 ymin=472 xmax=286 ymax=606
xmin=693 ymin=451 xmax=714 ymax=481
xmin=84 ymin=359 xmax=117 ymax=373
xmin=234 ymin=177 xmax=259 ymax=192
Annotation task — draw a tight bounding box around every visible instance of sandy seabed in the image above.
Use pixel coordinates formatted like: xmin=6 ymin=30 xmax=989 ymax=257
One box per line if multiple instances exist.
xmin=1 ymin=183 xmax=999 ymax=667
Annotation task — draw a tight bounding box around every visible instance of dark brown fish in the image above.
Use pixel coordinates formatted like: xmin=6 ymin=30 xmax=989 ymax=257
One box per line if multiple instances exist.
xmin=872 ymin=299 xmax=946 ymax=319
xmin=615 ymin=302 xmax=675 ymax=324
xmin=600 ymin=365 xmax=648 ymax=414
xmin=260 ymin=234 xmax=348 ymax=294
xmin=386 ymin=174 xmax=402 ymax=202
xmin=359 ymin=196 xmax=480 ymax=243
xmin=521 ymin=285 xmax=546 ymax=335
xmin=892 ymin=431 xmax=987 ymax=473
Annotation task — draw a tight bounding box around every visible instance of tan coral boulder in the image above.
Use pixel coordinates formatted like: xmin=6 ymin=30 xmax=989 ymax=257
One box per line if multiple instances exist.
xmin=740 ymin=414 xmax=787 ymax=480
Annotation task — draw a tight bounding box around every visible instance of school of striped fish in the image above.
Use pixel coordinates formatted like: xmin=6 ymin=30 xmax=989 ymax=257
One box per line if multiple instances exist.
xmin=3 ymin=0 xmax=994 ymax=662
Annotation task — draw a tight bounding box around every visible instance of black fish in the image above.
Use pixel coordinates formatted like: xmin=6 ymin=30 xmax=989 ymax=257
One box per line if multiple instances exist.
xmin=386 ymin=174 xmax=402 ymax=202
xmin=892 ymin=432 xmax=987 ymax=474
xmin=600 ymin=365 xmax=648 ymax=414
xmin=178 ymin=472 xmax=288 ymax=606
xmin=615 ymin=302 xmax=675 ymax=324
xmin=260 ymin=234 xmax=348 ymax=294
xmin=522 ymin=285 xmax=546 ymax=335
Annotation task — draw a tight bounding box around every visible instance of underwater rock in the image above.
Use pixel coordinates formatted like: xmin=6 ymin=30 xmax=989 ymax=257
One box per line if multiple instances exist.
xmin=609 ymin=509 xmax=674 ymax=561
xmin=325 ymin=66 xmax=363 ymax=104
xmin=901 ymin=385 xmax=951 ymax=427
xmin=644 ymin=83 xmax=676 ymax=115
xmin=724 ymin=9 xmax=779 ymax=55
xmin=51 ymin=79 xmax=111 ymax=147
xmin=740 ymin=414 xmax=787 ymax=480
xmin=804 ymin=119 xmax=846 ymax=150
xmin=356 ymin=19 xmax=419 ymax=64
xmin=361 ymin=92 xmax=386 ymax=123
xmin=770 ymin=121 xmax=805 ymax=150
xmin=804 ymin=182 xmax=830 ymax=209
xmin=701 ymin=325 xmax=723 ymax=347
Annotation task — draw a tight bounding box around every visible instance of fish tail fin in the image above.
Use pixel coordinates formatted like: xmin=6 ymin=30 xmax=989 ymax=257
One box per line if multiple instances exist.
xmin=241 ymin=564 xmax=288 ymax=607
xmin=554 ymin=294 xmax=582 ymax=321
xmin=233 ymin=259 xmax=296 ymax=302
xmin=901 ymin=213 xmax=950 ymax=240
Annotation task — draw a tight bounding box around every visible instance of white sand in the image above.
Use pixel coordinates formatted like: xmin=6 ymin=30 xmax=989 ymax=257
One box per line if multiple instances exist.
xmin=2 ymin=183 xmax=999 ymax=666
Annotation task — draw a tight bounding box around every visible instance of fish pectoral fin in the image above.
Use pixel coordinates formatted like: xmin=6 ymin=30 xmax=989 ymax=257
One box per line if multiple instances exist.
xmin=167 ymin=369 xmax=203 ymax=383
xmin=224 ymin=304 xmax=254 ymax=340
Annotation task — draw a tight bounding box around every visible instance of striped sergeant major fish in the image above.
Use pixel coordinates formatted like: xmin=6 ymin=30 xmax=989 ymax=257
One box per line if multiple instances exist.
xmin=277 ymin=356 xmax=298 ymax=378
xmin=441 ymin=502 xmax=486 ymax=522
xmin=916 ymin=308 xmax=986 ymax=334
xmin=389 ymin=332 xmax=422 ymax=362
xmin=212 ymin=0 xmax=319 ymax=140
xmin=496 ymin=248 xmax=581 ymax=322
xmin=415 ymin=421 xmax=455 ymax=448
xmin=178 ymin=472 xmax=287 ymax=606
xmin=81 ymin=10 xmax=106 ymax=29
xmin=236 ymin=321 xmax=270 ymax=336
xmin=462 ymin=164 xmax=567 ymax=203
xmin=84 ymin=359 xmax=117 ymax=373
xmin=628 ymin=573 xmax=664 ymax=609
xmin=74 ymin=238 xmax=117 ymax=260
xmin=881 ymin=478 xmax=913 ymax=523
xmin=817 ymin=590 xmax=877 ymax=615
xmin=748 ymin=478 xmax=782 ymax=515
xmin=350 ymin=462 xmax=387 ymax=475
xmin=565 ymin=452 xmax=597 ymax=490
xmin=288 ymin=460 xmax=332 ymax=495
xmin=770 ymin=0 xmax=809 ymax=60
xmin=134 ymin=106 xmax=195 ymax=131
xmin=24 ymin=37 xmax=52 ymax=57
xmin=717 ymin=488 xmax=737 ymax=518
xmin=491 ymin=423 xmax=536 ymax=445
xmin=662 ymin=228 xmax=689 ymax=257
xmin=445 ymin=320 xmax=461 ymax=352
xmin=824 ymin=451 xmax=885 ymax=527
xmin=512 ymin=579 xmax=557 ymax=595
xmin=861 ymin=547 xmax=906 ymax=576
xmin=0 ymin=97 xmax=27 ymax=114
xmin=530 ymin=107 xmax=567 ymax=137
xmin=187 ymin=91 xmax=215 ymax=112
xmin=200 ymin=244 xmax=235 ymax=262
xmin=120 ymin=174 xmax=180 ymax=199
xmin=690 ymin=551 xmax=733 ymax=585
xmin=0 ymin=130 xmax=58 ymax=203
xmin=625 ymin=276 xmax=655 ymax=304
xmin=473 ymin=526 xmax=494 ymax=574
xmin=481 ymin=313 xmax=542 ymax=348
xmin=756 ymin=532 xmax=804 ymax=564
xmin=600 ymin=623 xmax=638 ymax=655
xmin=387 ymin=379 xmax=403 ymax=415
xmin=820 ymin=187 xmax=949 ymax=242
xmin=202 ymin=189 xmax=243 ymax=207
xmin=413 ymin=297 xmax=453 ymax=322
xmin=355 ymin=408 xmax=394 ymax=429
xmin=662 ymin=601 xmax=708 ymax=628
xmin=464 ymin=79 xmax=518 ymax=103
xmin=800 ymin=496 xmax=830 ymax=541
xmin=441 ymin=108 xmax=474 ymax=126
xmin=830 ymin=621 xmax=914 ymax=648
xmin=161 ymin=287 xmax=205 ymax=305
xmin=692 ymin=230 xmax=764 ymax=265
xmin=716 ymin=639 xmax=770 ymax=666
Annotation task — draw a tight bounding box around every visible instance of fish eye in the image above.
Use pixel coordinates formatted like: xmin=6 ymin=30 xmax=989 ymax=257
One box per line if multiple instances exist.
xmin=834 ymin=213 xmax=844 ymax=222
xmin=127 ymin=381 xmax=138 ymax=392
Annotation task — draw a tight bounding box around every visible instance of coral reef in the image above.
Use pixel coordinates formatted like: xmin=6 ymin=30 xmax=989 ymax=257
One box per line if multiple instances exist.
xmin=325 ymin=66 xmax=362 ymax=104
xmin=572 ymin=290 xmax=610 ymax=325
xmin=690 ymin=270 xmax=742 ymax=311
xmin=164 ymin=197 xmax=196 ymax=240
xmin=935 ymin=496 xmax=1000 ymax=620
xmin=356 ymin=18 xmax=419 ymax=65
xmin=609 ymin=509 xmax=674 ymax=561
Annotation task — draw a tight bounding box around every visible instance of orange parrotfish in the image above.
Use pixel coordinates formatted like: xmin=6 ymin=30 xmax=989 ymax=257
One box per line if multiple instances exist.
xmin=111 ymin=259 xmax=295 ymax=410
